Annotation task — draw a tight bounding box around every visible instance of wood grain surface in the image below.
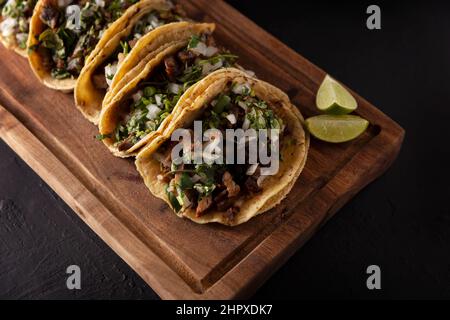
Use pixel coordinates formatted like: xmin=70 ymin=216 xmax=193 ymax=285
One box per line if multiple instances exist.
xmin=0 ymin=0 xmax=404 ymax=299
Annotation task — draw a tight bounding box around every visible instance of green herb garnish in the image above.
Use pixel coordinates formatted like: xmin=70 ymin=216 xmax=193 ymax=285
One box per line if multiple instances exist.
xmin=187 ymin=35 xmax=200 ymax=49
xmin=95 ymin=133 xmax=111 ymax=141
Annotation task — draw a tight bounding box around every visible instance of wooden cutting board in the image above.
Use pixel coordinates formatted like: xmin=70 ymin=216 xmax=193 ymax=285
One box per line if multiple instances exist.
xmin=0 ymin=0 xmax=404 ymax=299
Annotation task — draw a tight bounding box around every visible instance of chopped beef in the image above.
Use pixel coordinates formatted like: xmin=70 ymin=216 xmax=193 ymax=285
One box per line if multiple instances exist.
xmin=24 ymin=3 xmax=34 ymax=16
xmin=230 ymin=104 xmax=245 ymax=123
xmin=67 ymin=57 xmax=83 ymax=74
xmin=164 ymin=56 xmax=181 ymax=81
xmin=71 ymin=36 xmax=86 ymax=58
xmin=55 ymin=58 xmax=65 ymax=70
xmin=40 ymin=1 xmax=60 ymax=29
xmin=244 ymin=175 xmax=261 ymax=194
xmin=226 ymin=206 xmax=239 ymax=219
xmin=177 ymin=50 xmax=196 ymax=64
xmin=161 ymin=151 xmax=172 ymax=171
xmin=196 ymin=195 xmax=213 ymax=217
xmin=128 ymin=38 xmax=139 ymax=49
xmin=214 ymin=189 xmax=228 ymax=204
xmin=117 ymin=136 xmax=134 ymax=151
xmin=170 ymin=4 xmax=186 ymax=18
xmin=92 ymin=73 xmax=108 ymax=89
xmin=216 ymin=196 xmax=238 ymax=212
xmin=204 ymin=34 xmax=216 ymax=47
xmin=222 ymin=171 xmax=240 ymax=197
xmin=38 ymin=46 xmax=53 ymax=69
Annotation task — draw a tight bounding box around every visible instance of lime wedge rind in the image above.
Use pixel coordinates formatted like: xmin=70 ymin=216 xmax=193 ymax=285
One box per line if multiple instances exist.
xmin=316 ymin=75 xmax=358 ymax=115
xmin=305 ymin=115 xmax=369 ymax=143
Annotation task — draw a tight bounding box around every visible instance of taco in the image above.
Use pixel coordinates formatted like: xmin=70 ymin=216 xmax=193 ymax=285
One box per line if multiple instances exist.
xmin=98 ymin=21 xmax=240 ymax=157
xmin=75 ymin=0 xmax=185 ymax=124
xmin=0 ymin=0 xmax=37 ymax=56
xmin=134 ymin=68 xmax=309 ymax=226
xmin=28 ymin=0 xmax=140 ymax=92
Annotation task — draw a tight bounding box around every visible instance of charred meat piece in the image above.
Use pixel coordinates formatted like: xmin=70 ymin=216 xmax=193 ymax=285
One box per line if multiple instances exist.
xmin=160 ymin=151 xmax=172 ymax=171
xmin=216 ymin=196 xmax=238 ymax=212
xmin=40 ymin=1 xmax=60 ymax=29
xmin=222 ymin=171 xmax=240 ymax=197
xmin=214 ymin=189 xmax=228 ymax=204
xmin=226 ymin=206 xmax=239 ymax=219
xmin=117 ymin=135 xmax=134 ymax=152
xmin=177 ymin=50 xmax=196 ymax=65
xmin=55 ymin=58 xmax=65 ymax=70
xmin=128 ymin=38 xmax=139 ymax=49
xmin=204 ymin=34 xmax=216 ymax=47
xmin=92 ymin=73 xmax=108 ymax=89
xmin=196 ymin=195 xmax=213 ymax=217
xmin=164 ymin=56 xmax=181 ymax=81
xmin=67 ymin=57 xmax=83 ymax=75
xmin=244 ymin=175 xmax=261 ymax=194
xmin=230 ymin=104 xmax=245 ymax=124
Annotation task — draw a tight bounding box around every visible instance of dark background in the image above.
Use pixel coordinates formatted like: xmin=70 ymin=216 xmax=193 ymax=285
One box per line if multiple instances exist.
xmin=1 ymin=0 xmax=449 ymax=299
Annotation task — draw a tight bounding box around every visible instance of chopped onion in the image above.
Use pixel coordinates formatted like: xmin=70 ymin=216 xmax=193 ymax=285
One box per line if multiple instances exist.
xmin=237 ymin=101 xmax=248 ymax=112
xmin=67 ymin=59 xmax=79 ymax=72
xmin=226 ymin=114 xmax=237 ymax=125
xmin=149 ymin=14 xmax=162 ymax=29
xmin=5 ymin=0 xmax=17 ymax=6
xmin=182 ymin=195 xmax=191 ymax=208
xmin=0 ymin=18 xmax=17 ymax=37
xmin=242 ymin=117 xmax=251 ymax=130
xmin=104 ymin=63 xmax=118 ymax=87
xmin=15 ymin=33 xmax=28 ymax=45
xmin=155 ymin=94 xmax=163 ymax=106
xmin=244 ymin=69 xmax=256 ymax=77
xmin=95 ymin=0 xmax=105 ymax=7
xmin=146 ymin=104 xmax=162 ymax=120
xmin=168 ymin=83 xmax=182 ymax=94
xmin=191 ymin=42 xmax=219 ymax=57
xmin=201 ymin=60 xmax=223 ymax=75
xmin=132 ymin=90 xmax=143 ymax=102
xmin=98 ymin=29 xmax=105 ymax=39
xmin=246 ymin=164 xmax=259 ymax=176
xmin=232 ymin=83 xmax=251 ymax=95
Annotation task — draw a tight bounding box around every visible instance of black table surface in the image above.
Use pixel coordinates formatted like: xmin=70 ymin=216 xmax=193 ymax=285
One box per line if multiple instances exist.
xmin=1 ymin=1 xmax=449 ymax=299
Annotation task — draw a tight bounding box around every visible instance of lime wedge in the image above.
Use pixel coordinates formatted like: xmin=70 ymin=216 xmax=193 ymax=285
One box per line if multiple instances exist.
xmin=316 ymin=75 xmax=358 ymax=114
xmin=305 ymin=115 xmax=369 ymax=143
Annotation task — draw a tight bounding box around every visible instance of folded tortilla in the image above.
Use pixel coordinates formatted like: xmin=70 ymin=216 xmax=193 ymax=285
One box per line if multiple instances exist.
xmin=135 ymin=68 xmax=309 ymax=226
xmin=98 ymin=21 xmax=244 ymax=158
xmin=28 ymin=0 xmax=141 ymax=92
xmin=75 ymin=0 xmax=184 ymax=124
xmin=0 ymin=0 xmax=37 ymax=57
